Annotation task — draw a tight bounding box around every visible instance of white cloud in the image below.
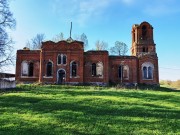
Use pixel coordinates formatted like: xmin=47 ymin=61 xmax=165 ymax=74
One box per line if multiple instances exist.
xmin=51 ymin=0 xmax=137 ymax=26
xmin=51 ymin=0 xmax=180 ymax=26
xmin=51 ymin=0 xmax=111 ymax=26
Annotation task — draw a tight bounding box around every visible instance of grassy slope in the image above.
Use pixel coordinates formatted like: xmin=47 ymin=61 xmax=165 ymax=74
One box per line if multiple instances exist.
xmin=0 ymin=85 xmax=180 ymax=135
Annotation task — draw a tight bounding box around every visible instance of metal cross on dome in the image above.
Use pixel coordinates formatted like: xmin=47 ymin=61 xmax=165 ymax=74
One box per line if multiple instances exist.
xmin=70 ymin=22 xmax=72 ymax=38
xmin=67 ymin=22 xmax=73 ymax=43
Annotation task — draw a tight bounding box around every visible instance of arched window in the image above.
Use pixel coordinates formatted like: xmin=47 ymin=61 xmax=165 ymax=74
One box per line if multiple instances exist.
xmin=21 ymin=61 xmax=28 ymax=76
xmin=142 ymin=62 xmax=154 ymax=80
xmin=143 ymin=66 xmax=147 ymax=79
xmin=148 ymin=66 xmax=152 ymax=79
xmin=57 ymin=54 xmax=67 ymax=65
xmin=92 ymin=63 xmax=96 ymax=76
xmin=71 ymin=61 xmax=77 ymax=77
xmin=123 ymin=65 xmax=129 ymax=80
xmin=58 ymin=55 xmax=61 ymax=64
xmin=29 ymin=62 xmax=34 ymax=77
xmin=46 ymin=62 xmax=53 ymax=77
xmin=63 ymin=55 xmax=66 ymax=64
xmin=118 ymin=65 xmax=123 ymax=79
xmin=142 ymin=25 xmax=147 ymax=40
xmin=96 ymin=62 xmax=103 ymax=76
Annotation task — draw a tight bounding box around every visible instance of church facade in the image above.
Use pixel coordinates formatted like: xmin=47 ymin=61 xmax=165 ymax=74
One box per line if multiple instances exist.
xmin=15 ymin=21 xmax=159 ymax=86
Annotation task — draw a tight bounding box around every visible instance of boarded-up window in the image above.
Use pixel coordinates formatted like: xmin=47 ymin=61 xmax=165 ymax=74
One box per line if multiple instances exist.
xmin=96 ymin=62 xmax=103 ymax=76
xmin=21 ymin=61 xmax=28 ymax=76
xmin=123 ymin=65 xmax=129 ymax=80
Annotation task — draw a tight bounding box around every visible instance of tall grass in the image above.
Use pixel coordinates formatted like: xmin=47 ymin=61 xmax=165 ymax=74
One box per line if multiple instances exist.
xmin=160 ymin=80 xmax=180 ymax=90
xmin=0 ymin=85 xmax=179 ymax=135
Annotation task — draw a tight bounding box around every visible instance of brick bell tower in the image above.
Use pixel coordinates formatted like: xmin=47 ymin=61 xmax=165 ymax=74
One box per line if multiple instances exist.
xmin=131 ymin=21 xmax=159 ymax=85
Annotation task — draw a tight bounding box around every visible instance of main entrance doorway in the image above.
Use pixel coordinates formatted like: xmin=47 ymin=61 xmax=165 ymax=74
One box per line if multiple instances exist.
xmin=57 ymin=69 xmax=66 ymax=84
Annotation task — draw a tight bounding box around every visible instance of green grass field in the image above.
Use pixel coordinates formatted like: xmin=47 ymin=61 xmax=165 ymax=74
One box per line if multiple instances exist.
xmin=0 ymin=85 xmax=180 ymax=135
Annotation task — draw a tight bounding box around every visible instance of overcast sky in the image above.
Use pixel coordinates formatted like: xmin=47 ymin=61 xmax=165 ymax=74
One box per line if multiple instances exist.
xmin=8 ymin=0 xmax=180 ymax=80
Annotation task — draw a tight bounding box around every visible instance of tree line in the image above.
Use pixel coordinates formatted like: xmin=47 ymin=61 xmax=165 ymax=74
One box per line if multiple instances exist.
xmin=26 ymin=33 xmax=128 ymax=56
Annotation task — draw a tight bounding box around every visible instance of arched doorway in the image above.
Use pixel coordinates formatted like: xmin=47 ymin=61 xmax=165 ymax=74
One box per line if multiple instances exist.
xmin=57 ymin=69 xmax=66 ymax=84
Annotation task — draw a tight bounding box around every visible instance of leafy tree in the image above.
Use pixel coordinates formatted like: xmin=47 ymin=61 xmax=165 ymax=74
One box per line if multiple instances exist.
xmin=26 ymin=34 xmax=45 ymax=50
xmin=95 ymin=40 xmax=108 ymax=50
xmin=0 ymin=0 xmax=16 ymax=70
xmin=52 ymin=32 xmax=64 ymax=42
xmin=110 ymin=41 xmax=128 ymax=55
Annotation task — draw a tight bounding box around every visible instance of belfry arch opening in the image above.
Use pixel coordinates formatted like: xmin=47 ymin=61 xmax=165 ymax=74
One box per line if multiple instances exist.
xmin=142 ymin=25 xmax=147 ymax=40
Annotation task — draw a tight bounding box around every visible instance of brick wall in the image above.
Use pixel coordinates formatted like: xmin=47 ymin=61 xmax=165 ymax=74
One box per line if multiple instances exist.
xmin=84 ymin=51 xmax=109 ymax=85
xmin=16 ymin=50 xmax=40 ymax=83
xmin=39 ymin=41 xmax=84 ymax=84
xmin=138 ymin=55 xmax=159 ymax=84
xmin=109 ymin=56 xmax=138 ymax=84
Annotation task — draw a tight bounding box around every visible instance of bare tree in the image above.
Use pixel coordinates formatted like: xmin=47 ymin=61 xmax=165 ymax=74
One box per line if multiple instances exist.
xmin=80 ymin=33 xmax=88 ymax=49
xmin=52 ymin=32 xmax=64 ymax=42
xmin=110 ymin=41 xmax=128 ymax=55
xmin=95 ymin=40 xmax=108 ymax=50
xmin=74 ymin=33 xmax=88 ymax=49
xmin=0 ymin=0 xmax=16 ymax=71
xmin=26 ymin=34 xmax=45 ymax=50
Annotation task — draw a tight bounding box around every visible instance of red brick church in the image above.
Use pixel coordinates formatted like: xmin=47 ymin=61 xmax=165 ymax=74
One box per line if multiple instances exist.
xmin=15 ymin=21 xmax=159 ymax=86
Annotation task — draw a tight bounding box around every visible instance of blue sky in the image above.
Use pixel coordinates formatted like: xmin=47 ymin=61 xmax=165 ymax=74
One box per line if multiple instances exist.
xmin=8 ymin=0 xmax=180 ymax=80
